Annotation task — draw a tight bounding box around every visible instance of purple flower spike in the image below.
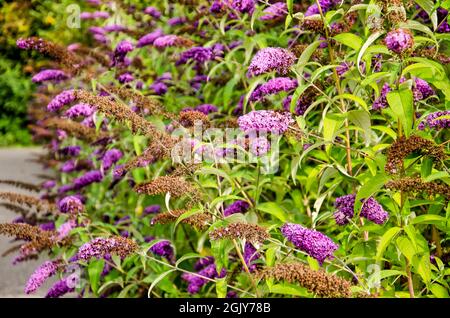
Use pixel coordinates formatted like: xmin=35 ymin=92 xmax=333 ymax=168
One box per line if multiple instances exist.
xmin=32 ymin=69 xmax=67 ymax=83
xmin=250 ymin=77 xmax=298 ymax=101
xmin=247 ymin=47 xmax=296 ymax=77
xmin=73 ymin=170 xmax=103 ymax=190
xmin=144 ymin=6 xmax=161 ymax=18
xmin=137 ymin=29 xmax=164 ymax=48
xmin=260 ymin=2 xmax=287 ymax=21
xmin=418 ymin=110 xmax=450 ymax=131
xmin=385 ymin=28 xmax=414 ymax=54
xmin=224 ymin=200 xmax=250 ymax=217
xmin=58 ymin=195 xmax=84 ymax=214
xmin=25 ymin=261 xmax=59 ymax=294
xmin=280 ymin=223 xmax=338 ymax=265
xmin=102 ymin=149 xmax=123 ymax=171
xmin=238 ymin=110 xmax=294 ymax=134
xmin=65 ymin=103 xmax=94 ymax=118
xmin=47 ymin=90 xmax=76 ymax=112
xmin=45 ymin=278 xmax=75 ymax=298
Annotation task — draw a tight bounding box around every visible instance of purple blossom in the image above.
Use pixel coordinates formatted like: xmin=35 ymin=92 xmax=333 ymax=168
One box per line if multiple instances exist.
xmin=25 ymin=261 xmax=59 ymax=294
xmin=360 ymin=197 xmax=389 ymax=225
xmin=336 ymin=62 xmax=352 ymax=76
xmin=42 ymin=180 xmax=56 ymax=189
xmin=150 ymin=82 xmax=168 ymax=95
xmin=47 ymin=90 xmax=76 ymax=112
xmin=418 ymin=110 xmax=450 ymax=131
xmin=372 ymin=83 xmax=392 ymax=110
xmin=385 ymin=29 xmax=414 ymax=54
xmin=144 ymin=6 xmax=161 ymax=19
xmin=113 ymin=40 xmax=134 ymax=66
xmin=118 ymin=72 xmax=134 ymax=83
xmin=260 ymin=2 xmax=287 ymax=21
xmin=58 ymin=184 xmax=74 ymax=194
xmin=39 ymin=222 xmax=55 ymax=231
xmin=249 ymin=137 xmax=270 ymax=156
xmin=60 ymin=160 xmax=76 ymax=173
xmin=305 ymin=0 xmax=340 ymax=16
xmin=73 ymin=170 xmax=103 ymax=190
xmin=243 ymin=243 xmax=259 ymax=272
xmin=65 ymin=103 xmax=94 ymax=118
xmin=280 ymin=223 xmax=338 ymax=264
xmin=103 ymin=24 xmax=127 ymax=33
xmin=92 ymin=11 xmax=110 ymax=19
xmin=56 ymin=219 xmax=77 ymax=240
xmin=88 ymin=26 xmax=105 ymax=35
xmin=231 ymin=0 xmax=255 ymax=15
xmin=224 ymin=200 xmax=250 ymax=217
xmin=102 ymin=149 xmax=123 ymax=171
xmin=238 ymin=110 xmax=294 ymax=134
xmin=76 ymin=237 xmax=122 ymax=261
xmin=112 ymin=164 xmax=126 ymax=181
xmin=247 ymin=47 xmax=296 ymax=77
xmin=93 ymin=33 xmax=109 ymax=44
xmin=58 ymin=195 xmax=84 ymax=214
xmin=32 ymin=69 xmax=67 ymax=83
xmin=45 ymin=278 xmax=75 ymax=298
xmin=59 ymin=146 xmax=81 ymax=157
xmin=143 ymin=205 xmax=160 ymax=216
xmin=168 ymin=17 xmax=187 ymax=26
xmin=153 ymin=35 xmax=179 ymax=48
xmin=149 ymin=240 xmax=175 ymax=263
xmin=194 ymin=256 xmax=215 ymax=271
xmin=413 ymin=78 xmax=434 ymax=101
xmin=137 ymin=29 xmax=164 ymax=47
xmin=194 ymin=104 xmax=218 ymax=114
xmin=182 ymin=262 xmax=226 ymax=294
xmin=437 ymin=8 xmax=450 ymax=33
xmin=334 ymin=194 xmax=388 ymax=225
xmin=176 ymin=47 xmax=215 ymax=65
xmin=250 ymin=77 xmax=298 ymax=101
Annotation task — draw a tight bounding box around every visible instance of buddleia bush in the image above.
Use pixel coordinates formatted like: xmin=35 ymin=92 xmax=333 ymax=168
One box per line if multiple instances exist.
xmin=0 ymin=0 xmax=449 ymax=298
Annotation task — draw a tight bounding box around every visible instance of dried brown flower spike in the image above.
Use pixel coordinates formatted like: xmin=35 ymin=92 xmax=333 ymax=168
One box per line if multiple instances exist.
xmin=0 ymin=180 xmax=40 ymax=192
xmin=133 ymin=176 xmax=197 ymax=198
xmin=386 ymin=177 xmax=450 ymax=200
xmin=209 ymin=222 xmax=269 ymax=244
xmin=256 ymin=262 xmax=353 ymax=298
xmin=0 ymin=192 xmax=57 ymax=214
xmin=150 ymin=209 xmax=212 ymax=230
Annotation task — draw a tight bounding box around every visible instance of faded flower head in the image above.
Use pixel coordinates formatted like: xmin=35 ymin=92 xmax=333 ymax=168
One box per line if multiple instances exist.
xmin=75 ymin=236 xmax=138 ymax=261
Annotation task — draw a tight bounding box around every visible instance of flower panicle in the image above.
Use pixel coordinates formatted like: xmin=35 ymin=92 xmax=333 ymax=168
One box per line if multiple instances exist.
xmin=209 ymin=222 xmax=269 ymax=244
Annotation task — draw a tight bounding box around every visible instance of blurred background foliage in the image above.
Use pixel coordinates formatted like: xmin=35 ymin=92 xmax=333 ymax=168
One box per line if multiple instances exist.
xmin=0 ymin=0 xmax=87 ymax=146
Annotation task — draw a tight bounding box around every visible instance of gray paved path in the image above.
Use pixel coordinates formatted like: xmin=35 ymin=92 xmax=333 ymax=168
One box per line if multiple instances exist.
xmin=0 ymin=147 xmax=56 ymax=297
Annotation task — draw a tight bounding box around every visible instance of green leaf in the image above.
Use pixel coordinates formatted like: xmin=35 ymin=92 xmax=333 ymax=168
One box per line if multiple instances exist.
xmin=411 ymin=214 xmax=447 ymax=226
xmin=396 ymin=236 xmax=416 ymax=261
xmin=354 ymin=173 xmax=390 ymax=214
xmin=147 ymin=269 xmax=176 ymax=298
xmin=256 ymin=202 xmax=288 ymax=222
xmin=88 ymin=259 xmax=105 ymax=294
xmin=333 ymin=33 xmax=363 ymax=51
xmin=175 ymin=253 xmax=202 ymax=267
xmin=348 ymin=110 xmax=371 ymax=145
xmin=337 ymin=94 xmax=369 ymax=112
xmin=415 ymin=0 xmax=438 ymax=30
xmin=323 ymin=114 xmax=345 ymax=153
xmin=269 ymin=282 xmax=312 ymax=297
xmin=357 ymin=31 xmax=384 ymax=75
xmin=430 ymin=283 xmax=449 ymax=298
xmin=376 ymin=227 xmax=402 ymax=262
xmin=386 ymin=89 xmax=414 ymax=137
xmin=215 ymin=277 xmax=227 ymax=298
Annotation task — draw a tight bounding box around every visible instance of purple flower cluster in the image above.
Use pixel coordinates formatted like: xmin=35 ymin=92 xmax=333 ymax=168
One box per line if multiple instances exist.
xmin=143 ymin=6 xmax=161 ymax=18
xmin=47 ymin=90 xmax=76 ymax=112
xmin=224 ymin=200 xmax=250 ymax=217
xmin=32 ymin=69 xmax=68 ymax=83
xmin=40 ymin=222 xmax=56 ymax=231
xmin=249 ymin=137 xmax=271 ymax=156
xmin=260 ymin=2 xmax=287 ymax=21
xmin=57 ymin=219 xmax=77 ymax=240
xmin=58 ymin=195 xmax=84 ymax=214
xmin=418 ymin=111 xmax=450 ymax=131
xmin=194 ymin=104 xmax=218 ymax=115
xmin=59 ymin=146 xmax=81 ymax=157
xmin=137 ymin=28 xmax=164 ymax=48
xmin=143 ymin=205 xmax=160 ymax=216
xmin=76 ymin=237 xmax=121 ymax=261
xmin=149 ymin=240 xmax=175 ymax=263
xmin=80 ymin=11 xmax=110 ymax=19
xmin=42 ymin=180 xmax=56 ymax=189
xmin=372 ymin=83 xmax=392 ymax=110
xmin=385 ymin=28 xmax=414 ymax=54
xmin=334 ymin=194 xmax=389 ymax=225
xmin=176 ymin=47 xmax=216 ymax=65
xmin=153 ymin=35 xmax=179 ymax=48
xmin=247 ymin=47 xmax=296 ymax=77
xmin=113 ymin=40 xmax=134 ymax=66
xmin=413 ymin=78 xmax=434 ymax=100
xmin=280 ymin=223 xmax=338 ymax=264
xmin=25 ymin=260 xmax=59 ymax=294
xmin=73 ymin=170 xmax=103 ymax=190
xmin=118 ymin=72 xmax=134 ymax=84
xmin=243 ymin=243 xmax=259 ymax=272
xmin=182 ymin=258 xmax=226 ymax=294
xmin=305 ymin=0 xmax=340 ymax=17
xmin=45 ymin=277 xmax=75 ymax=298
xmin=238 ymin=110 xmax=294 ymax=134
xmin=168 ymin=17 xmax=187 ymax=26
xmin=102 ymin=149 xmax=123 ymax=171
xmin=250 ymin=77 xmax=298 ymax=102
xmin=64 ymin=103 xmax=94 ymax=118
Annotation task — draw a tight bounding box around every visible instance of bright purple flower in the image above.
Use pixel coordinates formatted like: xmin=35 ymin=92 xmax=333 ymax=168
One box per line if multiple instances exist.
xmin=305 ymin=0 xmax=340 ymax=16
xmin=93 ymin=33 xmax=109 ymax=44
xmin=113 ymin=40 xmax=134 ymax=66
xmin=42 ymin=180 xmax=56 ymax=189
xmin=47 ymin=90 xmax=76 ymax=112
xmin=103 ymin=24 xmax=126 ymax=33
xmin=143 ymin=6 xmax=161 ymax=18
xmin=102 ymin=149 xmax=123 ymax=170
xmin=76 ymin=237 xmax=135 ymax=261
xmin=231 ymin=0 xmax=255 ymax=15
xmin=176 ymin=47 xmax=214 ymax=65
xmin=243 ymin=243 xmax=259 ymax=272
xmin=59 ymin=146 xmax=81 ymax=157
xmin=280 ymin=223 xmax=338 ymax=264
xmin=137 ymin=28 xmax=164 ymax=47
xmin=25 ymin=261 xmax=59 ymax=294
xmin=194 ymin=256 xmax=215 ymax=271
xmin=247 ymin=47 xmax=296 ymax=77
xmin=238 ymin=110 xmax=294 ymax=134
xmin=195 ymin=104 xmax=218 ymax=115
xmin=92 ymin=11 xmax=110 ymax=19
xmin=73 ymin=170 xmax=103 ymax=189
xmin=58 ymin=184 xmax=74 ymax=194
xmin=182 ymin=262 xmax=226 ymax=294
xmin=150 ymin=82 xmax=168 ymax=95
xmin=260 ymin=2 xmax=287 ymax=21
xmin=32 ymin=69 xmax=67 ymax=83
xmin=334 ymin=194 xmax=356 ymax=225
xmin=250 ymin=77 xmax=298 ymax=101
xmin=58 ymin=196 xmax=84 ymax=214
xmin=336 ymin=62 xmax=352 ymax=76
xmin=372 ymin=83 xmax=392 ymax=110
xmin=143 ymin=205 xmax=160 ymax=216
xmin=57 ymin=219 xmax=77 ymax=240
xmin=80 ymin=12 xmax=92 ymax=19
xmin=385 ymin=28 xmax=414 ymax=54
xmin=88 ymin=26 xmax=106 ymax=35
xmin=118 ymin=72 xmax=134 ymax=83
xmin=60 ymin=160 xmax=76 ymax=173
xmin=39 ymin=222 xmax=55 ymax=231
xmin=413 ymin=78 xmax=434 ymax=101
xmin=45 ymin=277 xmax=75 ymax=298
xmin=168 ymin=17 xmax=187 ymax=26
xmin=437 ymin=8 xmax=450 ymax=33
xmin=149 ymin=240 xmax=175 ymax=263
xmin=360 ymin=197 xmax=389 ymax=225
xmin=67 ymin=43 xmax=81 ymax=51
xmin=418 ymin=110 xmax=450 ymax=131
xmin=65 ymin=103 xmax=94 ymax=118
xmin=224 ymin=200 xmax=250 ymax=217
xmin=153 ymin=35 xmax=179 ymax=48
